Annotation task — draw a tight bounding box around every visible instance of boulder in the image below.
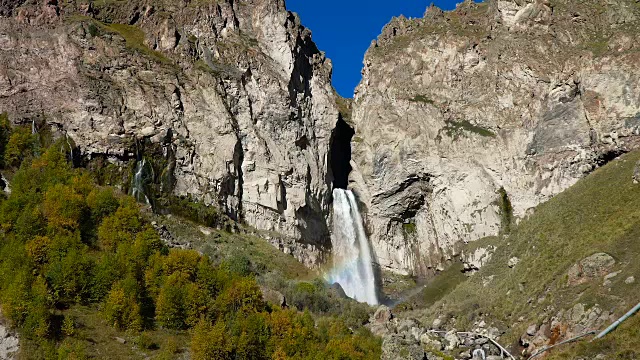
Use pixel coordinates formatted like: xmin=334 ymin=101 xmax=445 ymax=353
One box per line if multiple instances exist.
xmin=372 ymin=305 xmax=393 ymax=324
xmin=443 ymin=330 xmax=460 ymax=351
xmin=568 ymin=253 xmax=616 ymax=285
xmin=633 ymin=160 xmax=640 ymax=184
xmin=420 ymin=332 xmax=444 ymax=351
xmin=381 ymin=335 xmax=425 ymax=360
xmin=462 ymin=246 xmax=496 ymax=274
xmin=526 ymin=324 xmax=537 ymax=336
xmin=0 ymin=319 xmax=19 ymax=360
xmin=259 ymin=286 xmax=286 ymax=308
xmin=508 ymin=257 xmax=520 ymax=268
xmin=397 ymin=318 xmax=420 ymax=333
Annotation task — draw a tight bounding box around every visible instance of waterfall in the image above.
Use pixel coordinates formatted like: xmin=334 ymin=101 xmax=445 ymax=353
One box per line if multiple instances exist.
xmin=326 ymin=189 xmax=378 ymax=305
xmin=65 ymin=134 xmax=74 ymax=162
xmin=0 ymin=174 xmax=10 ymax=195
xmin=130 ymin=158 xmax=153 ymax=206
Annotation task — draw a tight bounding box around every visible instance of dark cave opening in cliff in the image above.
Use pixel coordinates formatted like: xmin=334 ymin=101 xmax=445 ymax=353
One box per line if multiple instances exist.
xmin=330 ymin=116 xmax=355 ymax=189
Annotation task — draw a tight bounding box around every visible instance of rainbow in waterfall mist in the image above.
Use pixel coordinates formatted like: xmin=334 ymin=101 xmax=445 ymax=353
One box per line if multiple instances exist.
xmin=326 ymin=188 xmax=378 ymax=305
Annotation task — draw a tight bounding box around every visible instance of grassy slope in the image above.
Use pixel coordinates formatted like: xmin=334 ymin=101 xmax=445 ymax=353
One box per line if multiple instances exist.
xmin=19 ymin=306 xmax=190 ymax=360
xmin=147 ymin=213 xmax=315 ymax=280
xmin=411 ymin=151 xmax=640 ymax=356
xmin=23 ymin=213 xmax=318 ymax=360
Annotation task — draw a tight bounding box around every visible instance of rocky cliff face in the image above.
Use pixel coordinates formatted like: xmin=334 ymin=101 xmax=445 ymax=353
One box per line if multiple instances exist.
xmin=3 ymin=0 xmax=640 ymax=279
xmin=0 ymin=0 xmax=342 ymax=265
xmin=351 ymin=0 xmax=640 ymax=275
xmin=0 ymin=312 xmax=19 ymax=360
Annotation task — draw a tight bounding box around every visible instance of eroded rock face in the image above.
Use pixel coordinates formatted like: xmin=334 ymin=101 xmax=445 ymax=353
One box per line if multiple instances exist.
xmin=461 ymin=245 xmax=495 ymax=274
xmin=0 ymin=314 xmax=19 ymax=360
xmin=567 ymin=252 xmax=616 ymax=285
xmin=0 ymin=0 xmax=340 ymax=263
xmin=520 ymin=303 xmax=616 ymax=357
xmin=351 ymin=0 xmax=640 ymax=275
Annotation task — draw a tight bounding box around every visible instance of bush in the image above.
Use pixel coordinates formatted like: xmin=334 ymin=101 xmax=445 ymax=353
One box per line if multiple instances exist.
xmin=287 ymin=281 xmax=331 ymax=313
xmin=57 ymin=339 xmax=88 ymax=360
xmin=224 ymin=254 xmax=253 ymax=277
xmin=62 ymin=316 xmax=76 ymax=337
xmin=134 ymin=331 xmax=158 ymax=350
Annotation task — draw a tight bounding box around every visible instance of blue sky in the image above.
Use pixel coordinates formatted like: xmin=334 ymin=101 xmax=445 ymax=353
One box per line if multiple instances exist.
xmin=286 ymin=0 xmax=462 ymax=98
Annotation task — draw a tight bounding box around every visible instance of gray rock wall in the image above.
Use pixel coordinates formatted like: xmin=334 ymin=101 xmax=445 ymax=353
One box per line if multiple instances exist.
xmin=0 ymin=0 xmax=340 ymax=262
xmin=351 ymin=0 xmax=640 ymax=275
xmin=0 ymin=313 xmax=18 ymax=360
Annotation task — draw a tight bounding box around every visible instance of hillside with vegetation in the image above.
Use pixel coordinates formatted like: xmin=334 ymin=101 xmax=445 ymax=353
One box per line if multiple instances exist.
xmin=0 ymin=115 xmax=381 ymax=359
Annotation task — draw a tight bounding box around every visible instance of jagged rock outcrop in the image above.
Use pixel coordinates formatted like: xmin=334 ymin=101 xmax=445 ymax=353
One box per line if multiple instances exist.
xmin=0 ymin=313 xmax=19 ymax=360
xmin=351 ymin=0 xmax=640 ymax=275
xmin=0 ymin=0 xmax=342 ymax=261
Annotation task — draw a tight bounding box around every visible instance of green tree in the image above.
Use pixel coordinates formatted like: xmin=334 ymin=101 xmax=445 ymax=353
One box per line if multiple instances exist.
xmin=103 ymin=281 xmax=143 ymax=331
xmin=155 ymin=272 xmax=188 ymax=330
xmin=97 ymin=197 xmax=143 ymax=251
xmin=86 ymin=187 xmax=119 ymax=222
xmin=25 ymin=235 xmax=51 ymax=265
xmin=231 ymin=312 xmax=269 ymax=360
xmin=191 ymin=319 xmax=232 ymax=360
xmin=90 ymin=253 xmax=119 ymax=301
xmin=43 ymin=183 xmax=86 ymax=233
xmin=44 ymin=245 xmax=94 ymax=302
xmin=215 ymin=277 xmax=265 ymax=316
xmin=0 ymin=112 xmax=12 ymax=167
xmin=4 ymin=125 xmax=35 ymax=168
xmin=163 ymin=249 xmax=201 ymax=280
xmin=22 ymin=276 xmax=52 ymax=339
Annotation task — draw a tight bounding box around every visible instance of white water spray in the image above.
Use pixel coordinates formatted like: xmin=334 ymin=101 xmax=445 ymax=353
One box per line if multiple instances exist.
xmin=327 ymin=189 xmax=378 ymax=305
xmin=65 ymin=134 xmax=74 ymax=162
xmin=1 ymin=174 xmax=10 ymax=195
xmin=131 ymin=158 xmax=152 ymax=206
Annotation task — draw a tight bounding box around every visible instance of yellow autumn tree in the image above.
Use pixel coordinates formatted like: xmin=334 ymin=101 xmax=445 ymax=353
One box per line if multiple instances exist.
xmin=191 ymin=319 xmax=232 ymax=360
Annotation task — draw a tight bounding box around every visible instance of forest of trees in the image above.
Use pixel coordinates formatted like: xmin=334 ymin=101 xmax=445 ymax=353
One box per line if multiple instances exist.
xmin=0 ymin=114 xmax=381 ymax=359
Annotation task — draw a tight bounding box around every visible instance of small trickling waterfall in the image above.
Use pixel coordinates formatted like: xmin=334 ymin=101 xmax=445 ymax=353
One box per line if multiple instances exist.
xmin=0 ymin=174 xmax=10 ymax=195
xmin=65 ymin=134 xmax=74 ymax=162
xmin=130 ymin=158 xmax=153 ymax=206
xmin=326 ymin=189 xmax=378 ymax=305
